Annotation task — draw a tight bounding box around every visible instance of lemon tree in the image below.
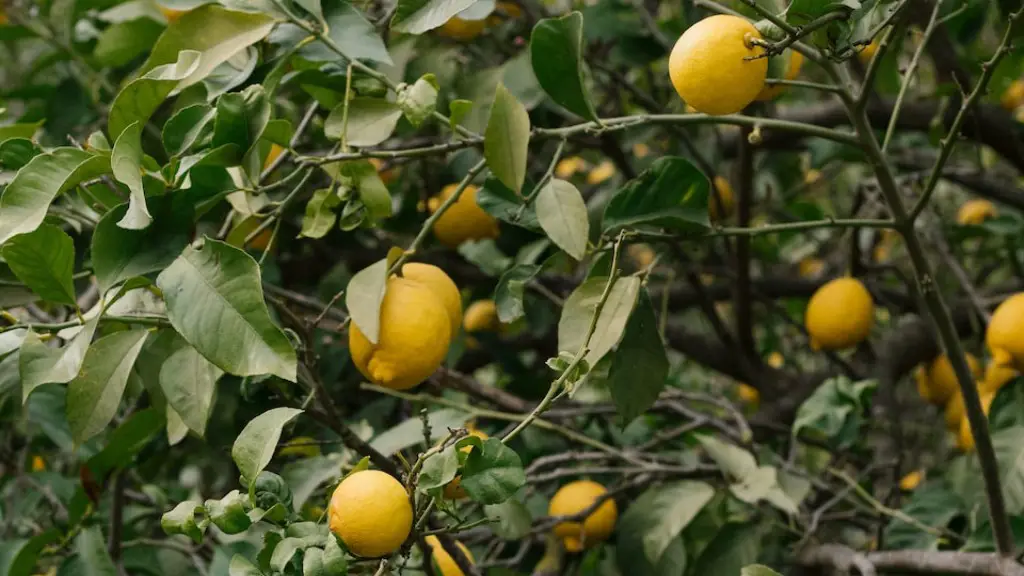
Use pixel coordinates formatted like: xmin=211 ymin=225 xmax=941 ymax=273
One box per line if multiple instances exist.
xmin=1 ymin=0 xmax=1024 ymax=575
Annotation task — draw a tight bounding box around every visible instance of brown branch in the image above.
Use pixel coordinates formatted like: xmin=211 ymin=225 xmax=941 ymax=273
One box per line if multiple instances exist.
xmin=800 ymin=545 xmax=1024 ymax=576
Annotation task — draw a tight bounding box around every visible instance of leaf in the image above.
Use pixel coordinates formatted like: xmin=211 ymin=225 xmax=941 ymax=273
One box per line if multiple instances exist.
xmin=484 ymin=498 xmax=532 ymax=540
xmin=461 ymin=438 xmax=526 ymax=504
xmin=0 ymin=148 xmax=110 ymax=246
xmin=156 ymin=239 xmax=298 ymax=381
xmin=616 ymin=481 xmax=715 ymax=571
xmin=345 ymin=258 xmax=389 ymax=345
xmin=530 ymin=12 xmax=599 ymax=122
xmin=213 ymin=85 xmax=272 ymax=180
xmin=66 ymin=330 xmax=149 ymax=445
xmin=418 ymin=445 xmax=459 ymax=491
xmin=321 ymin=160 xmax=392 ymax=221
xmin=792 ymin=376 xmax=876 ymax=449
xmin=91 ymin=194 xmax=195 ymax=292
xmin=108 ymin=50 xmax=202 ymax=141
xmin=229 ymin=554 xmax=264 ymax=576
xmin=324 ymin=98 xmax=403 ymax=146
xmin=370 ymin=408 xmax=470 ymax=455
xmin=85 ymin=407 xmax=164 ymax=478
xmin=5 ymin=529 xmax=59 ymax=576
xmin=883 ymin=481 xmax=963 ymax=549
xmin=137 ymin=5 xmax=276 ymax=92
xmin=0 ymin=120 xmax=44 ymax=144
xmin=391 ymin=0 xmax=477 ymax=33
xmin=994 ymin=425 xmax=1024 ymax=515
xmin=494 ymin=264 xmax=540 ymax=323
xmin=74 ymin=526 xmax=118 ymax=576
xmin=536 ymin=178 xmax=588 ymax=260
xmin=742 ymin=566 xmax=784 ymax=576
xmin=697 ymin=435 xmax=758 ymax=482
xmin=232 ymin=407 xmax=304 ymax=483
xmin=0 ymin=138 xmax=42 ymax=170
xmin=162 ymin=500 xmax=207 ymax=543
xmin=300 ymin=188 xmax=342 ymax=239
xmin=203 ymin=46 xmax=260 ymax=100
xmin=558 ymin=276 xmax=641 ymax=366
xmin=322 ymin=535 xmax=347 ymax=574
xmin=206 ymin=490 xmax=252 ymax=534
xmin=163 ymin=103 xmax=216 ymax=157
xmin=320 ymin=0 xmax=392 ymax=64
xmin=449 ymin=99 xmax=472 ymax=130
xmin=20 ymin=316 xmax=100 ymax=403
xmin=398 ymin=74 xmax=439 ymax=127
xmin=459 ymin=239 xmax=513 ymax=277
xmin=0 ymin=224 xmax=76 ymax=305
xmin=160 ymin=345 xmax=224 ymax=437
xmin=601 ymin=157 xmax=710 ymax=234
xmin=484 ymin=84 xmax=531 ymax=194
xmin=94 ymin=17 xmax=166 ymax=68
xmin=607 ymin=292 xmax=667 ymax=423
xmin=282 ymin=455 xmax=343 ymax=510
xmin=691 ymin=523 xmax=763 ymax=575
xmin=477 ymin=177 xmax=541 ymax=231
xmin=111 ymin=122 xmax=152 ymax=230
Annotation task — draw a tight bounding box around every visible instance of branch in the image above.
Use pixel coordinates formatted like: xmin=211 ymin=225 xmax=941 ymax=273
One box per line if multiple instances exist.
xmin=735 ymin=129 xmax=755 ymax=359
xmin=800 ymin=545 xmax=1024 ymax=576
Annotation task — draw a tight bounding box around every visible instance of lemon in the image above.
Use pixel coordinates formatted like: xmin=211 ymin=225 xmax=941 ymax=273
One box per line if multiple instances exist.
xmin=669 ymin=15 xmax=767 ymax=115
xmin=958 ymin=393 xmax=996 ymax=451
xmin=804 ymin=168 xmax=822 ymax=184
xmin=756 ymin=49 xmax=804 ymax=101
xmin=956 ymin=199 xmax=997 ymax=225
xmin=463 ymin=300 xmax=500 ymax=333
xmin=329 ymin=470 xmax=412 ymax=557
xmin=709 ymin=175 xmax=735 ymax=222
xmin=31 ymin=456 xmax=45 ymax=472
xmin=633 ymin=143 xmax=650 ymax=158
xmin=549 ymin=480 xmax=618 ymax=552
xmin=438 ymin=16 xmax=486 ymax=40
xmin=555 ymin=156 xmax=586 ymax=179
xmin=915 ymin=353 xmax=982 ymax=405
xmin=264 ymin=143 xmax=285 ymax=172
xmin=737 ymin=383 xmax=759 ymax=405
xmin=798 ymin=258 xmax=825 ymax=278
xmin=349 ymin=277 xmax=452 ymax=390
xmin=428 ymin=184 xmax=500 ymax=247
xmin=986 ymin=293 xmax=1024 ymax=371
xmin=944 ymin=390 xmax=966 ymax=430
xmin=1001 ymin=79 xmax=1024 ymax=111
xmin=400 ymin=263 xmax=463 ymax=338
xmin=628 ymin=244 xmax=656 ymax=269
xmin=277 ymin=436 xmax=322 ymax=459
xmin=425 ymin=535 xmax=474 ymax=576
xmin=369 ymin=157 xmax=399 ymax=185
xmin=858 ymin=40 xmax=880 ymax=63
xmin=767 ymin=351 xmax=784 ymax=368
xmin=159 ymin=5 xmax=187 ymax=22
xmin=899 ymin=470 xmax=923 ymax=491
xmin=805 ymin=277 xmax=875 ymax=350
xmin=443 ymin=428 xmax=489 ymax=499
xmin=586 ymin=160 xmax=616 ymax=185
xmin=981 ymin=361 xmax=1018 ymax=396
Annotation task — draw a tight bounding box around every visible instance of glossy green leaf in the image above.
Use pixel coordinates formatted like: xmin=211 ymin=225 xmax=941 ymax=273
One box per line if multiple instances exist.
xmin=530 ymin=12 xmax=598 ymax=122
xmin=85 ymin=407 xmax=164 ymax=478
xmin=213 ymin=85 xmax=271 ymax=180
xmin=484 ymin=83 xmax=530 ymax=194
xmin=111 ymin=121 xmax=152 ymax=229
xmin=535 ymin=178 xmax=588 ymax=260
xmin=607 ymin=292 xmax=667 ymax=423
xmin=391 ymin=0 xmax=477 ymax=34
xmin=322 ymin=536 xmax=347 ymax=574
xmin=0 ymin=138 xmax=42 ymax=170
xmin=477 ymin=177 xmax=541 ymax=231
xmin=161 ymin=500 xmax=207 ymax=543
xmin=108 ymin=49 xmax=202 ymax=141
xmin=461 ymin=438 xmax=525 ymax=504
xmin=320 ymin=0 xmax=392 ymax=64
xmin=616 ymin=482 xmax=714 ymax=572
xmin=94 ymin=17 xmax=165 ymax=68
xmin=418 ymin=445 xmax=459 ymax=491
xmin=156 ymin=239 xmax=298 ymax=381
xmin=691 ymin=523 xmax=763 ymax=575
xmin=203 ymin=46 xmax=259 ymax=100
xmin=345 ymin=258 xmax=388 ymax=344
xmin=232 ymin=407 xmax=304 ymax=483
xmin=0 ymin=120 xmax=43 ymax=144
xmin=494 ymin=264 xmax=540 ymax=323
xmin=206 ymin=490 xmax=252 ymax=534
xmin=449 ymin=99 xmax=472 ymax=130
xmin=5 ymin=529 xmax=59 ymax=576
xmin=66 ymin=330 xmax=149 ymax=445
xmin=20 ymin=317 xmax=99 ymax=403
xmin=160 ymin=344 xmax=224 ymax=437
xmin=228 ymin=554 xmax=264 ymax=576
xmin=321 ymin=160 xmax=392 ymax=221
xmin=0 ymin=148 xmax=110 ymax=246
xmin=558 ymin=276 xmax=641 ymax=365
xmin=0 ymin=223 xmax=76 ymax=305
xmin=792 ymin=376 xmax=876 ymax=449
xmin=74 ymin=526 xmax=118 ymax=576
xmin=994 ymin=425 xmax=1024 ymax=515
xmin=602 ymin=156 xmax=710 ymax=234
xmin=299 ymin=188 xmax=341 ymax=239
xmin=484 ymin=498 xmax=532 ymax=540
xmin=324 ymin=98 xmax=402 ymax=146
xmin=163 ymin=103 xmax=216 ymax=157
xmin=398 ymin=74 xmax=439 ymax=127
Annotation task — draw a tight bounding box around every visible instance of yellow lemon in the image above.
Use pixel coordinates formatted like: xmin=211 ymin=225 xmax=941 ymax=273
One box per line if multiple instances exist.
xmin=737 ymin=383 xmax=759 ymax=405
xmin=944 ymin=390 xmax=967 ymax=430
xmin=709 ymin=175 xmax=735 ymax=222
xmin=628 ymin=244 xmax=656 ymax=269
xmin=805 ymin=277 xmax=875 ymax=351
xmin=858 ymin=40 xmax=880 ymax=63
xmin=958 ymin=393 xmax=996 ymax=451
xmin=349 ymin=277 xmax=452 ymax=390
xmin=443 ymin=428 xmax=489 ymax=499
xmin=981 ymin=361 xmax=1018 ymax=396
xmin=329 ymin=470 xmax=412 ymax=558
xmin=555 ymin=156 xmax=586 ymax=179
xmin=428 ymin=184 xmax=500 ymax=247
xmin=1001 ymin=79 xmax=1024 ymax=111
xmin=756 ymin=49 xmax=804 ymax=101
xmin=463 ymin=300 xmax=500 ymax=333
xmin=277 ymin=436 xmax=322 ymax=459
xmin=400 ymin=263 xmax=463 ymax=338
xmin=586 ymin=160 xmax=616 ymax=185
xmin=264 ymin=143 xmax=285 ymax=172
xmin=425 ymin=536 xmax=474 ymax=576
xmin=798 ymin=258 xmax=825 ymax=278
xmin=31 ymin=456 xmax=45 ymax=472
xmin=767 ymin=351 xmax=784 ymax=368
xmin=159 ymin=5 xmax=187 ymax=22
xmin=986 ymin=293 xmax=1024 ymax=371
xmin=549 ymin=480 xmax=618 ymax=552
xmin=899 ymin=470 xmax=923 ymax=491
xmin=804 ymin=168 xmax=822 ymax=184
xmin=369 ymin=157 xmax=399 ymax=185
xmin=633 ymin=143 xmax=650 ymax=158
xmin=956 ymin=199 xmax=997 ymax=225
xmin=438 ymin=16 xmax=486 ymax=40
xmin=916 ymin=353 xmax=982 ymax=406
xmin=668 ymin=15 xmax=767 ymax=115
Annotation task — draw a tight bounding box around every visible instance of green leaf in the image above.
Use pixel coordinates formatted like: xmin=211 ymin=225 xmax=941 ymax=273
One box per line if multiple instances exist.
xmin=0 ymin=148 xmax=110 ymax=246
xmin=20 ymin=316 xmax=100 ymax=403
xmin=92 ymin=193 xmax=195 ymax=292
xmin=792 ymin=376 xmax=876 ymax=449
xmin=108 ymin=49 xmax=202 ymax=141
xmin=602 ymin=157 xmax=710 ymax=234
xmin=322 ymin=535 xmax=347 ymax=574
xmin=162 ymin=500 xmax=207 ymax=543
xmin=232 ymin=407 xmax=304 ymax=484
xmin=0 ymin=138 xmax=42 ymax=170
xmin=85 ymin=407 xmax=164 ymax=478
xmin=494 ymin=264 xmax=540 ymax=323
xmin=203 ymin=46 xmax=260 ymax=100
xmin=74 ymin=526 xmax=118 ymax=576
xmin=391 ymin=0 xmax=477 ymax=34
xmin=206 ymin=490 xmax=253 ymax=534
xmin=883 ymin=481 xmax=962 ymax=549
xmin=66 ymin=330 xmax=149 ymax=445
xmin=697 ymin=435 xmax=758 ymax=481
xmin=484 ymin=83 xmax=531 ymax=194
xmin=0 ymin=120 xmax=44 ymax=144
xmin=558 ymin=276 xmax=641 ymax=366
xmin=607 ymin=292 xmax=667 ymax=423
xmin=691 ymin=523 xmax=763 ymax=575
xmin=418 ymin=445 xmax=459 ymax=491
xmin=137 ymin=5 xmax=276 ymax=92
xmin=530 ymin=12 xmax=599 ymax=122
xmin=156 ymin=239 xmax=298 ymax=381
xmin=94 ymin=17 xmax=166 ymax=68
xmin=616 ymin=481 xmax=715 ymax=572
xmin=398 ymin=74 xmax=439 ymax=127
xmin=163 ymin=103 xmax=216 ymax=157
xmin=319 ymin=0 xmax=393 ymax=64
xmin=449 ymin=99 xmax=472 ymax=130
xmin=460 ymin=438 xmax=525 ymax=504
xmin=994 ymin=425 xmax=1024 ymax=515
xmin=345 ymin=258 xmax=388 ymax=344
xmin=535 ymin=178 xmax=588 ymax=260
xmin=0 ymin=224 xmax=76 ymax=305
xmin=229 ymin=554 xmax=265 ymax=576
xmin=458 ymin=239 xmax=512 ymax=277
xmin=111 ymin=122 xmax=152 ymax=230
xmin=213 ymin=85 xmax=272 ymax=181
xmin=300 ymin=188 xmax=341 ymax=239
xmin=324 ymin=98 xmax=402 ymax=146
xmin=742 ymin=565 xmax=784 ymax=576
xmin=321 ymin=160 xmax=392 ymax=221
xmin=477 ymin=177 xmax=541 ymax=231
xmin=484 ymin=498 xmax=532 ymax=540
xmin=370 ymin=408 xmax=470 ymax=455
xmin=160 ymin=344 xmax=224 ymax=437
xmin=5 ymin=529 xmax=59 ymax=576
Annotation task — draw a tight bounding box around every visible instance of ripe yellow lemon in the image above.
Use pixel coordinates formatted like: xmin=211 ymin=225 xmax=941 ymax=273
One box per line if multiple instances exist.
xmin=958 ymin=393 xmax=996 ymax=451
xmin=1001 ymin=79 xmax=1024 ymax=111
xmin=463 ymin=300 xmax=500 ymax=333
xmin=737 ymin=383 xmax=759 ymax=405
xmin=329 ymin=470 xmax=412 ymax=558
xmin=628 ymin=244 xmax=656 ymax=269
xmin=767 ymin=351 xmax=784 ymax=368
xmin=756 ymin=50 xmax=804 ymax=101
xmin=159 ymin=5 xmax=187 ymax=22
xmin=349 ymin=277 xmax=452 ymax=390
xmin=915 ymin=353 xmax=982 ymax=405
xmin=633 ymin=143 xmax=651 ymax=158
xmin=986 ymin=293 xmax=1024 ymax=371
xmin=899 ymin=470 xmax=923 ymax=491
xmin=555 ymin=156 xmax=586 ymax=179
xmin=400 ymin=263 xmax=462 ymax=338
xmin=858 ymin=40 xmax=880 ymax=63
xmin=428 ymin=184 xmax=500 ymax=247
xmin=443 ymin=428 xmax=489 ymax=499
xmin=549 ymin=480 xmax=617 ymax=552
xmin=944 ymin=390 xmax=966 ymax=430
xmin=438 ymin=16 xmax=486 ymax=40
xmin=981 ymin=361 xmax=1018 ymax=396
xmin=669 ymin=15 xmax=767 ymax=115
xmin=586 ymin=160 xmax=616 ymax=185
xmin=956 ymin=199 xmax=997 ymax=225
xmin=798 ymin=258 xmax=825 ymax=278
xmin=805 ymin=277 xmax=875 ymax=350
xmin=31 ymin=456 xmax=45 ymax=472
xmin=264 ymin=143 xmax=285 ymax=172
xmin=425 ymin=536 xmax=474 ymax=576
xmin=709 ymin=175 xmax=735 ymax=222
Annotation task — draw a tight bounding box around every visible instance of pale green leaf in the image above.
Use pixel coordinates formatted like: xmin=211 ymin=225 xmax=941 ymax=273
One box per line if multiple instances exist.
xmin=20 ymin=317 xmax=99 ymax=403
xmin=391 ymin=0 xmax=477 ymax=34
xmin=109 ymin=50 xmax=202 ymax=141
xmin=535 ymin=178 xmax=588 ymax=260
xmin=66 ymin=330 xmax=149 ymax=445
xmin=558 ymin=276 xmax=641 ymax=365
xmin=484 ymin=83 xmax=530 ymax=194
xmin=232 ymin=407 xmax=304 ymax=483
xmin=111 ymin=122 xmax=152 ymax=230
xmin=344 ymin=258 xmax=388 ymax=344
xmin=324 ymin=98 xmax=402 ymax=146
xmin=160 ymin=344 xmax=224 ymax=437
xmin=0 ymin=223 xmax=76 ymax=305
xmin=299 ymin=188 xmax=341 ymax=239
xmin=398 ymin=74 xmax=438 ymax=127
xmin=616 ymin=481 xmax=715 ymax=570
